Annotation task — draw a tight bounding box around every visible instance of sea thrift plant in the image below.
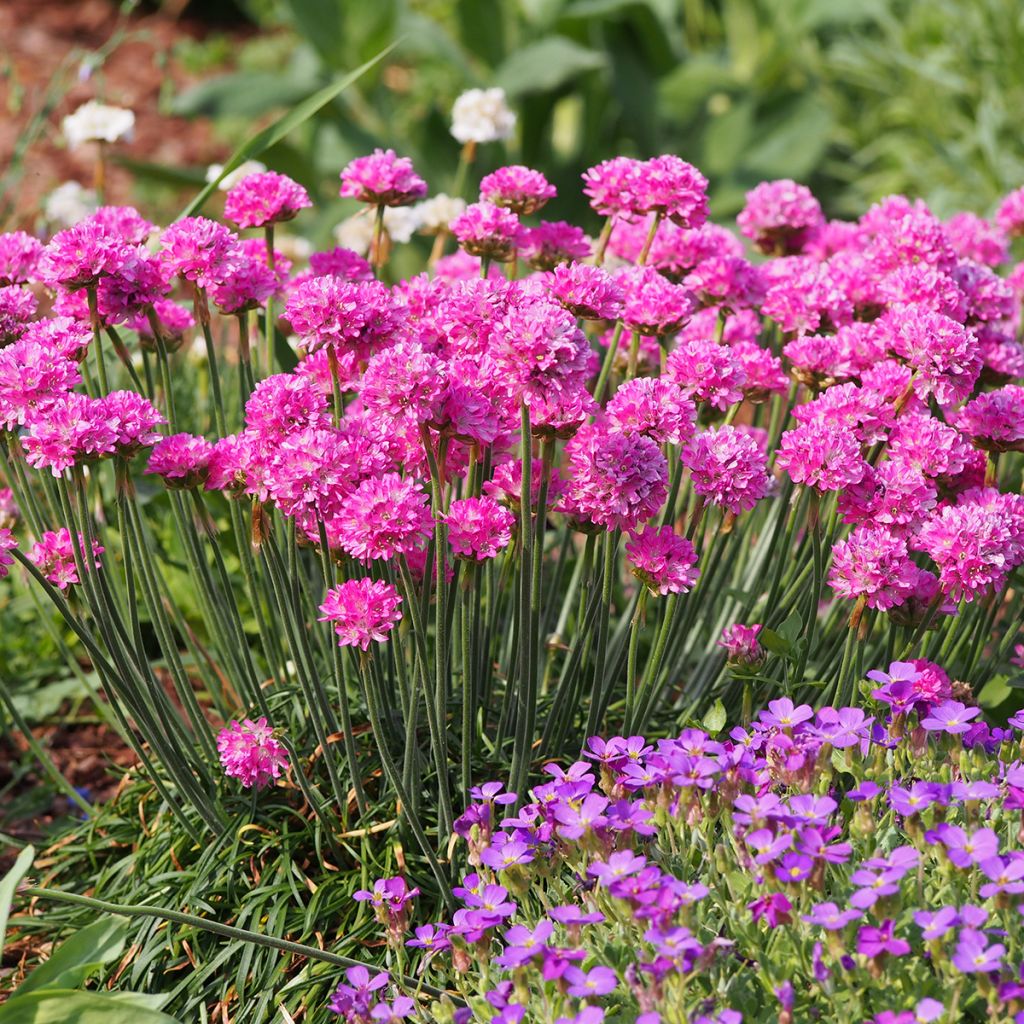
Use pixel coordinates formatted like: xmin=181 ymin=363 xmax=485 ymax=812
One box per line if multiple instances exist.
xmin=1 ymin=126 xmax=1023 ymax=910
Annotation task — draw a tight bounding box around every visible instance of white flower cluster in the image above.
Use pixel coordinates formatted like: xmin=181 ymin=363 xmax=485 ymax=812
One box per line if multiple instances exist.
xmin=44 ymin=181 xmax=98 ymax=228
xmin=205 ymin=160 xmax=268 ymax=191
xmin=450 ymin=87 xmax=516 ymax=145
xmin=334 ymin=193 xmax=467 ymax=253
xmin=62 ymin=100 xmax=135 ymax=149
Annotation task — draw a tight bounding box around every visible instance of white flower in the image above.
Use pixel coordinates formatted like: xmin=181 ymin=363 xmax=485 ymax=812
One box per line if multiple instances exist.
xmin=62 ymin=100 xmax=135 ymax=149
xmin=44 ymin=181 xmax=98 ymax=227
xmin=383 ymin=206 xmax=420 ymax=245
xmin=413 ymin=193 xmax=467 ymax=233
xmin=451 ymin=87 xmax=516 ymax=145
xmin=332 ymin=207 xmax=420 ymax=253
xmin=205 ymin=160 xmax=267 ymax=191
xmin=333 ymin=212 xmax=375 ymax=255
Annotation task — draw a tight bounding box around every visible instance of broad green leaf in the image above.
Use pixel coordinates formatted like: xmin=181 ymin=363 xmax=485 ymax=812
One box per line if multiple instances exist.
xmin=178 ymin=44 xmax=397 ymax=220
xmin=15 ymin=917 xmax=127 ymax=995
xmin=279 ymin=0 xmax=351 ymax=68
xmin=0 ymin=990 xmax=182 ymax=1024
xmin=702 ymin=699 xmax=727 ymax=734
xmin=658 ymin=56 xmax=736 ymax=122
xmin=758 ymin=628 xmax=791 ymax=658
xmin=0 ymin=845 xmax=34 ymax=955
xmin=777 ymin=610 xmax=804 ymax=646
xmin=744 ymin=94 xmax=834 ymax=179
xmin=171 ymin=70 xmax=320 ymax=119
xmin=495 ymin=37 xmax=607 ymax=97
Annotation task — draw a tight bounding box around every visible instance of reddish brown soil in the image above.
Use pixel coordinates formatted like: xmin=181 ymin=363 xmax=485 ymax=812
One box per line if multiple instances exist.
xmin=0 ymin=0 xmax=242 ymax=224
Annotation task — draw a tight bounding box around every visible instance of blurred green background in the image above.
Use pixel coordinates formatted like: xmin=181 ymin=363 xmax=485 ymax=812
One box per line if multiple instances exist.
xmin=166 ymin=0 xmax=1024 ymax=233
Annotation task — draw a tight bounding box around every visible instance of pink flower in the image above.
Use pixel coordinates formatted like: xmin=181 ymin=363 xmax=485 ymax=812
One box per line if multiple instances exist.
xmin=914 ymin=498 xmax=1017 ymax=602
xmin=360 ymin=341 xmax=447 ymax=421
xmin=518 ymin=221 xmax=590 ymax=270
xmin=0 ymin=286 xmax=38 ymax=344
xmin=284 ymin=277 xmax=405 ymax=359
xmin=494 ymin=292 xmax=590 ymax=406
xmin=445 ymin=497 xmax=516 ymax=561
xmin=838 ymin=459 xmax=937 ymax=533
xmin=776 ymin=422 xmax=867 ymax=492
xmin=89 ymin=206 xmax=155 ymax=245
xmin=633 ymin=154 xmax=709 ymax=228
xmin=96 ymin=390 xmax=164 ymax=458
xmin=683 ymin=426 xmax=771 ymax=514
xmin=339 ymin=148 xmax=427 ymax=207
xmin=618 ymin=266 xmax=694 ymax=336
xmin=146 ymin=433 xmax=215 ymax=488
xmin=27 ymin=528 xmax=103 ymax=590
xmin=582 ymin=157 xmax=644 ymax=218
xmin=625 ymin=525 xmax=699 ymax=595
xmin=0 ymin=337 xmax=82 ymax=429
xmin=996 ymin=186 xmax=1024 ymax=237
xmin=563 ymin=423 xmax=667 ymax=531
xmin=36 ymin=221 xmax=130 ymax=289
xmin=957 ymin=385 xmax=1024 ymax=453
xmin=829 ymin=526 xmax=919 ymax=610
xmin=718 ymin=624 xmax=763 ymax=666
xmin=737 ymin=179 xmax=824 ymax=254
xmin=0 ymin=527 xmax=17 ymax=579
xmin=22 ymin=393 xmax=116 ymax=475
xmin=664 ymin=338 xmax=745 ymax=411
xmin=319 ymin=578 xmax=403 ymax=650
xmin=216 ymin=717 xmax=289 ymax=788
xmin=479 ymin=165 xmax=556 ymax=215
xmin=210 ymin=252 xmax=277 ymax=315
xmin=223 ymin=171 xmax=312 ymax=229
xmin=944 ymin=212 xmax=1007 ymax=266
xmin=483 ymin=458 xmax=565 ymax=513
xmin=307 ymin=246 xmax=374 ymax=282
xmin=605 ymin=377 xmax=696 ymax=446
xmin=683 ymin=256 xmax=765 ymax=310
xmin=0 ymin=230 xmax=43 ymax=286
xmin=450 ymin=202 xmax=522 ymax=262
xmin=331 ymin=473 xmax=432 ymax=563
xmin=547 ymin=263 xmax=623 ymax=320
xmin=881 ymin=307 xmax=980 ymax=406
xmin=159 ymin=217 xmax=240 ymax=289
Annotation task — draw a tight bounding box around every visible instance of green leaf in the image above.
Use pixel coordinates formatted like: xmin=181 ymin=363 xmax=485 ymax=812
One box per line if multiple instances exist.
xmin=15 ymin=917 xmax=127 ymax=995
xmin=758 ymin=628 xmax=791 ymax=658
xmin=702 ymin=698 xmax=727 ymax=734
xmin=0 ymin=990 xmax=182 ymax=1024
xmin=0 ymin=845 xmax=34 ymax=955
xmin=495 ymin=37 xmax=607 ymax=97
xmin=171 ymin=70 xmax=320 ymax=119
xmin=178 ymin=43 xmax=397 ymax=220
xmin=279 ymin=0 xmax=351 ymax=67
xmin=777 ymin=609 xmax=804 ymax=646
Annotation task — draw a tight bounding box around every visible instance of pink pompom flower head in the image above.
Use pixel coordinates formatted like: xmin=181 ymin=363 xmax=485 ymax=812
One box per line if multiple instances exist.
xmin=450 ymin=201 xmax=522 ymax=263
xmin=27 ymin=528 xmax=104 ymax=591
xmin=159 ymin=217 xmax=240 ymax=290
xmin=518 ymin=221 xmax=590 ymax=270
xmin=223 ymin=171 xmax=312 ymax=229
xmin=339 ymin=149 xmax=427 ymax=207
xmin=718 ymin=624 xmax=763 ymax=669
xmin=0 ymin=230 xmax=43 ymax=286
xmin=146 ymin=433 xmax=215 ymax=489
xmin=548 ymin=263 xmax=624 ymax=320
xmin=319 ymin=578 xmax=403 ymax=651
xmin=216 ymin=717 xmax=289 ymax=789
xmin=737 ymin=179 xmax=824 ymax=255
xmin=0 ymin=528 xmax=17 ymax=580
xmin=625 ymin=525 xmax=699 ymax=596
xmin=479 ymin=165 xmax=556 ymax=216
xmin=445 ymin=497 xmax=516 ymax=561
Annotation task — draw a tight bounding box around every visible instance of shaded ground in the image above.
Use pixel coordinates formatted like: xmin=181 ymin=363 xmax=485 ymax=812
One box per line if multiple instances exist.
xmin=0 ymin=0 xmax=244 ymax=223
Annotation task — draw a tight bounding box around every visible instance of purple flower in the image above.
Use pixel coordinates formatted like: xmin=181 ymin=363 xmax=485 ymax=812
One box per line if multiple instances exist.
xmin=857 ymin=920 xmax=910 ymax=958
xmin=920 ymin=700 xmax=983 ymax=734
xmin=587 ymin=851 xmax=647 ymax=884
xmin=914 ymin=907 xmax=959 ymax=940
xmin=803 ymin=902 xmax=861 ymax=930
xmin=748 ymin=892 xmax=792 ymax=927
xmin=758 ymin=697 xmax=814 ymax=729
xmin=775 ymin=852 xmax=814 ymax=884
xmin=564 ymin=965 xmax=618 ymax=998
xmin=553 ymin=793 xmax=610 ymax=839
xmin=952 ymin=928 xmax=1005 ymax=973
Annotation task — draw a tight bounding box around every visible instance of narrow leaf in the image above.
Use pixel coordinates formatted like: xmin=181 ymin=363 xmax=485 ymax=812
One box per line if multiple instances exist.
xmin=0 ymin=845 xmax=34 ymax=956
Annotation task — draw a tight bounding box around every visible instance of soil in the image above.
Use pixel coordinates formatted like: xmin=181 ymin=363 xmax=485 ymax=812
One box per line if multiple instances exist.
xmin=0 ymin=0 xmax=247 ymax=225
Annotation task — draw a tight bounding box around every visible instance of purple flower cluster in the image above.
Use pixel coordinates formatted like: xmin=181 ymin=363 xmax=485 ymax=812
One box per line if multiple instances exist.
xmin=337 ymin=660 xmax=1022 ymax=1023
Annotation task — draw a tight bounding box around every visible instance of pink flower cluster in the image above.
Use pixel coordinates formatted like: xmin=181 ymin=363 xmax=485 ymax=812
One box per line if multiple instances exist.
xmin=216 ymin=717 xmax=289 ymax=789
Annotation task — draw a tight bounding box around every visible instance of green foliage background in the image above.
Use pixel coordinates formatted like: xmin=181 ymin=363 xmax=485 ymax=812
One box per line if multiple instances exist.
xmin=172 ymin=0 xmax=1024 ymax=231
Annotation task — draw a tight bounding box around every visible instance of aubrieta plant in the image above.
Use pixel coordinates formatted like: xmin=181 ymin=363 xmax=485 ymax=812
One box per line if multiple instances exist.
xmin=0 ymin=122 xmax=1023 ymax=905
xmin=332 ymin=662 xmax=1024 ymax=1023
